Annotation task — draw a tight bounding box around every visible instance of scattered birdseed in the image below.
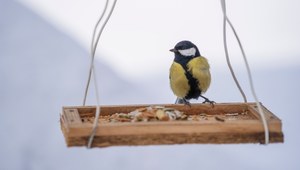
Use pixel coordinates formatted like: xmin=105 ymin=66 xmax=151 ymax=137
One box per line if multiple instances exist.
xmin=90 ymin=106 xmax=256 ymax=123
xmin=215 ymin=116 xmax=225 ymax=122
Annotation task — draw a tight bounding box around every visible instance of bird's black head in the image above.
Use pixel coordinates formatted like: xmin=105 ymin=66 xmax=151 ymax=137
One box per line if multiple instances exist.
xmin=170 ymin=40 xmax=201 ymax=58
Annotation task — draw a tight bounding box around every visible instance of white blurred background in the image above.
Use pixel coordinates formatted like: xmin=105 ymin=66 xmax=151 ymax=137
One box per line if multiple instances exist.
xmin=1 ymin=0 xmax=300 ymax=169
xmin=19 ymin=0 xmax=300 ymax=81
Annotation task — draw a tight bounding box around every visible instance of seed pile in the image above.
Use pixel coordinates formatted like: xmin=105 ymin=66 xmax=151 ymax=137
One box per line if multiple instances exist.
xmin=102 ymin=106 xmax=188 ymax=123
xmin=81 ymin=106 xmax=253 ymax=124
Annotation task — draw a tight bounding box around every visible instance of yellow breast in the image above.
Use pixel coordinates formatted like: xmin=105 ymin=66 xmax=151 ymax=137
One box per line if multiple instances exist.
xmin=187 ymin=56 xmax=211 ymax=93
xmin=169 ymin=62 xmax=190 ymax=98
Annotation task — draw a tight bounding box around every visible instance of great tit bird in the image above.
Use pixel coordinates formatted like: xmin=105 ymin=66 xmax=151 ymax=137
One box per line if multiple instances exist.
xmin=169 ymin=40 xmax=214 ymax=105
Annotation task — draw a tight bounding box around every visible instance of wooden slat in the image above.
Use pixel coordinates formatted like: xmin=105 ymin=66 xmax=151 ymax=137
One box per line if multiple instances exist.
xmin=66 ymin=132 xmax=283 ymax=147
xmin=65 ymin=103 xmax=250 ymax=116
xmin=63 ymin=108 xmax=82 ymax=124
xmin=60 ymin=102 xmax=284 ymax=147
xmin=247 ymin=103 xmax=283 ymax=133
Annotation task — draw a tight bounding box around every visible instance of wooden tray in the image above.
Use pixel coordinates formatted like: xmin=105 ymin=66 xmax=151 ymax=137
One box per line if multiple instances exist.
xmin=60 ymin=103 xmax=283 ymax=148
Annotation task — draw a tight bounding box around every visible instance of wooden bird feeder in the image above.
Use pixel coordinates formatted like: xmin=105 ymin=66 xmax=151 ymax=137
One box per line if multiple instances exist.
xmin=59 ymin=1 xmax=284 ymax=148
xmin=60 ymin=102 xmax=283 ymax=148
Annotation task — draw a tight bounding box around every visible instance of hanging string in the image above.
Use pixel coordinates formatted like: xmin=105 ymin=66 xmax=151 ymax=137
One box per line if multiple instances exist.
xmin=220 ymin=0 xmax=269 ymax=144
xmin=220 ymin=0 xmax=247 ymax=103
xmin=82 ymin=0 xmax=109 ymax=106
xmin=83 ymin=0 xmax=118 ymax=148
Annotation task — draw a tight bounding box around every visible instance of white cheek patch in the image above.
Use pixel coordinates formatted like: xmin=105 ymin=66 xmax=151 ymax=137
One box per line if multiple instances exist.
xmin=178 ymin=47 xmax=196 ymax=57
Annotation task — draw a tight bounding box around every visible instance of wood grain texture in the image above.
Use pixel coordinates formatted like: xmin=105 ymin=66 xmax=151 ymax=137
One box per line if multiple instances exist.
xmin=60 ymin=103 xmax=284 ymax=148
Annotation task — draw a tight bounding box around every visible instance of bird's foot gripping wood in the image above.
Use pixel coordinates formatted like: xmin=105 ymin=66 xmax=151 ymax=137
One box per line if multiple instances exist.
xmin=175 ymin=98 xmax=191 ymax=107
xmin=202 ymin=98 xmax=216 ymax=105
xmin=200 ymin=95 xmax=215 ymax=107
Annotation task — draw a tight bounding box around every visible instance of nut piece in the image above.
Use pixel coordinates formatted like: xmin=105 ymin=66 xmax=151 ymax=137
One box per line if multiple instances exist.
xmin=156 ymin=110 xmax=169 ymax=121
xmin=179 ymin=114 xmax=188 ymax=120
xmin=215 ymin=116 xmax=225 ymax=122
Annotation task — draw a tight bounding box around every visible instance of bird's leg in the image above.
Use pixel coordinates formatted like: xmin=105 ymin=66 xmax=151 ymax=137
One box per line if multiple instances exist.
xmin=199 ymin=95 xmax=215 ymax=106
xmin=175 ymin=98 xmax=191 ymax=107
xmin=183 ymin=98 xmax=191 ymax=107
xmin=175 ymin=97 xmax=180 ymax=104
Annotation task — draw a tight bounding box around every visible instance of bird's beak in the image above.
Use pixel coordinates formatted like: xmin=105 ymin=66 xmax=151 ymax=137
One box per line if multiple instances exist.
xmin=169 ymin=48 xmax=178 ymax=53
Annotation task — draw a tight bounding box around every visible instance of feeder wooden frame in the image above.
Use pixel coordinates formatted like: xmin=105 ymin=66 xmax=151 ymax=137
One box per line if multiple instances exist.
xmin=60 ymin=102 xmax=283 ymax=148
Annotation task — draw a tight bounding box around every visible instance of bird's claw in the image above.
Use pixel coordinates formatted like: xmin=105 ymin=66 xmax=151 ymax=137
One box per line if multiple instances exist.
xmin=175 ymin=98 xmax=191 ymax=108
xmin=184 ymin=100 xmax=192 ymax=108
xmin=181 ymin=98 xmax=191 ymax=108
xmin=202 ymin=99 xmax=216 ymax=107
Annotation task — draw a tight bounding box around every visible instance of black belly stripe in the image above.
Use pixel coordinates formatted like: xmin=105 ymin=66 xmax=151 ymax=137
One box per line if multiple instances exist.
xmin=185 ymin=71 xmax=201 ymax=100
xmin=174 ymin=57 xmax=202 ymax=100
xmin=175 ymin=62 xmax=201 ymax=100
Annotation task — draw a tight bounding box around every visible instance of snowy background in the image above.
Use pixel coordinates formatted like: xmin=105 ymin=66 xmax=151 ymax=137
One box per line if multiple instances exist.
xmin=1 ymin=0 xmax=300 ymax=169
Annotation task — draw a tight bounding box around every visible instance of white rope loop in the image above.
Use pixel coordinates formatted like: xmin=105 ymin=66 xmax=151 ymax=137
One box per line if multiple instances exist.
xmin=220 ymin=0 xmax=269 ymax=144
xmin=82 ymin=0 xmax=109 ymax=106
xmin=84 ymin=0 xmax=118 ymax=148
xmin=220 ymin=0 xmax=247 ymax=103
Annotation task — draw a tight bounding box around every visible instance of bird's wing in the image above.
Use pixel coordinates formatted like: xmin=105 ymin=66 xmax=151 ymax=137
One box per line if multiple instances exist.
xmin=187 ymin=56 xmax=211 ymax=93
xmin=169 ymin=62 xmax=190 ymax=98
